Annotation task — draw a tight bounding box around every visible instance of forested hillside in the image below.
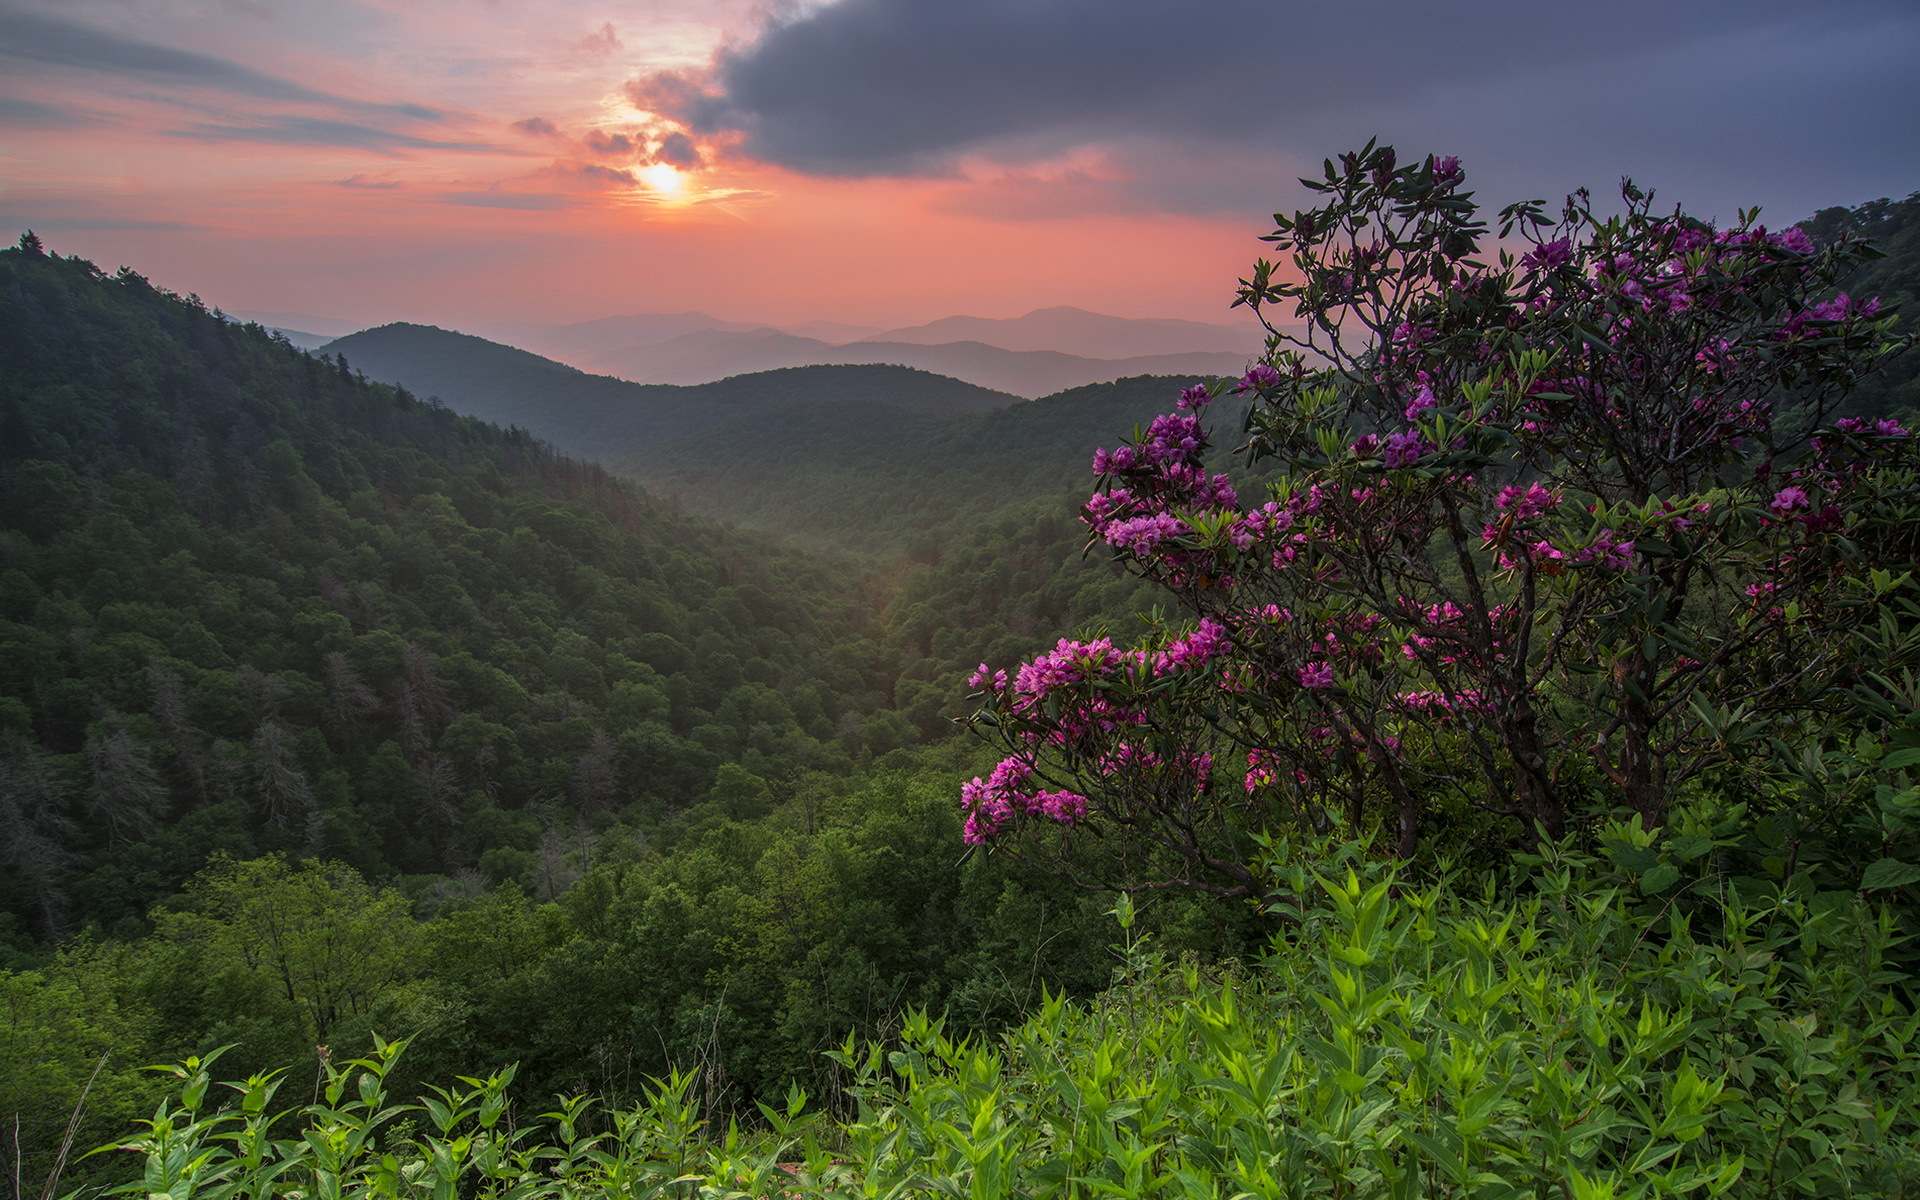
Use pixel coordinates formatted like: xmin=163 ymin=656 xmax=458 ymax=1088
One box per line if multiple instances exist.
xmin=0 ymin=242 xmax=926 ymax=941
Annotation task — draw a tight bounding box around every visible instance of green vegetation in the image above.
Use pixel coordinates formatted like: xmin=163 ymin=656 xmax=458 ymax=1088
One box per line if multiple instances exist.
xmin=89 ymin=842 xmax=1920 ymax=1198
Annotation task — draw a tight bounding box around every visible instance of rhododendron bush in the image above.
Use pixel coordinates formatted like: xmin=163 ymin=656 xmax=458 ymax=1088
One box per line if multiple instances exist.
xmin=963 ymin=144 xmax=1918 ymax=895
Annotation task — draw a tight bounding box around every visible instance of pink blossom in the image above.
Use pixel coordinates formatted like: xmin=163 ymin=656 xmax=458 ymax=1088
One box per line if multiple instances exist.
xmin=1238 ymin=364 xmax=1283 ymax=393
xmin=1770 ymin=486 xmax=1809 ymax=515
xmin=1522 ymin=238 xmax=1573 ymax=273
xmin=1298 ymin=661 xmax=1334 ymax=689
xmin=1775 ymin=227 xmax=1816 ymax=255
xmin=1383 ymin=431 xmax=1428 ymax=468
xmin=967 ymin=663 xmax=1009 ymax=693
xmin=1575 ymin=529 xmax=1636 ymax=570
xmin=1103 ymin=512 xmax=1187 ymax=556
xmin=1155 ymin=619 xmax=1230 ymax=672
xmin=1494 ymin=482 xmax=1558 ymax=520
xmin=1404 ymin=384 xmax=1438 ymax=422
xmin=1177 ymin=383 xmax=1213 ymax=411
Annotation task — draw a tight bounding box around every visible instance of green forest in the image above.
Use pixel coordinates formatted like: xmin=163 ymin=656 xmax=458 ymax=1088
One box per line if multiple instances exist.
xmin=4 ymin=162 xmax=1920 ymax=1200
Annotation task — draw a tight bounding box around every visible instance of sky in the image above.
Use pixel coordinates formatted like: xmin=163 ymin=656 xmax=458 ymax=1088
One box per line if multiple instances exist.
xmin=1 ymin=0 xmax=1917 ymax=331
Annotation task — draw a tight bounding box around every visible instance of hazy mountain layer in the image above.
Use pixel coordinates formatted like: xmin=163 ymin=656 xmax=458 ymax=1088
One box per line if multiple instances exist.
xmin=570 ymin=327 xmax=1251 ymax=397
xmin=317 ymin=323 xmax=1020 ymax=460
xmin=862 ymin=305 xmax=1262 ymax=358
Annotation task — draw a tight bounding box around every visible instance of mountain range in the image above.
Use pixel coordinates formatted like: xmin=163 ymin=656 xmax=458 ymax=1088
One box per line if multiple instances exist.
xmin=294 ymin=306 xmax=1262 ymax=398
xmin=313 ymin=320 xmax=1240 ymax=555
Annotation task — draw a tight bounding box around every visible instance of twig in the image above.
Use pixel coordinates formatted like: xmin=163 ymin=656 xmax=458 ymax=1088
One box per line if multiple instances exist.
xmin=37 ymin=1053 xmax=106 ymax=1200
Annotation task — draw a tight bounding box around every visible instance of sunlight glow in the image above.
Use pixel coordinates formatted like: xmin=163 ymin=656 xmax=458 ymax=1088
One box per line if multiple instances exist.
xmin=640 ymin=163 xmax=688 ymax=195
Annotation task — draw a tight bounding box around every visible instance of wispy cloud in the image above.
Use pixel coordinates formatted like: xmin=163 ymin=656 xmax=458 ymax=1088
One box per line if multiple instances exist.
xmin=169 ymin=117 xmax=502 ymax=156
xmin=0 ymin=4 xmax=441 ymax=121
xmin=0 ymin=92 xmax=109 ymax=127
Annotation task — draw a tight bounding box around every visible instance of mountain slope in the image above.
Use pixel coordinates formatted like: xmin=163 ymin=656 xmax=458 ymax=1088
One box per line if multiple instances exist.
xmin=318 ymin=323 xmax=1020 ymax=459
xmin=0 ymin=243 xmax=920 ymax=944
xmin=624 ymin=375 xmax=1258 ymax=556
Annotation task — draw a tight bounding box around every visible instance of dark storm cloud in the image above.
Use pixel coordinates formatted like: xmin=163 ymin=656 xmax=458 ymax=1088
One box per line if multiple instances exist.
xmin=512 ymin=117 xmax=562 ymax=137
xmin=0 ymin=4 xmax=444 ymax=121
xmin=631 ymin=0 xmax=1920 ymax=214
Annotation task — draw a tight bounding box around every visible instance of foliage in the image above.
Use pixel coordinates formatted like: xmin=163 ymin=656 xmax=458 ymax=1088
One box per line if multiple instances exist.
xmin=624 ymin=376 xmax=1248 ymax=557
xmin=1801 ymin=190 xmax=1920 ymax=421
xmin=960 ymin=145 xmax=1919 ymax=894
xmin=151 ymin=854 xmax=414 ymax=1044
xmin=0 ymin=242 xmax=917 ymax=941
xmin=94 ymin=849 xmax=1920 ymax=1199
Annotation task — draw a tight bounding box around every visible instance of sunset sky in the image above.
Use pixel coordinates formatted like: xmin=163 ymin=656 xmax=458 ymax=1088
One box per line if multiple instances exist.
xmin=2 ymin=0 xmax=1916 ymax=331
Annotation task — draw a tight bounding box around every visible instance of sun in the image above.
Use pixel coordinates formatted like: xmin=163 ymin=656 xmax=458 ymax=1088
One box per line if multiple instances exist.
xmin=640 ymin=163 xmax=687 ymax=196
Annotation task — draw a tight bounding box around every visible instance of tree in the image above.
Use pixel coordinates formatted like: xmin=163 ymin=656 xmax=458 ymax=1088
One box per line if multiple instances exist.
xmin=962 ymin=144 xmax=1918 ymax=895
xmin=153 ymin=854 xmax=414 ymax=1042
xmin=0 ymin=732 xmax=78 ymax=935
xmin=85 ymin=716 xmax=169 ymax=846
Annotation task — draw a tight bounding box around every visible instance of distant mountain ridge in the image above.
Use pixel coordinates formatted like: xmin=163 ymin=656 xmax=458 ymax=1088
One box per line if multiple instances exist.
xmin=463 ymin=305 xmax=1260 ymax=397
xmin=317 ymin=322 xmax=1022 ymax=461
xmin=262 ymin=305 xmax=1262 ymax=398
xmin=861 ymin=306 xmax=1261 ymax=358
xmin=566 ymin=328 xmax=1252 ymax=398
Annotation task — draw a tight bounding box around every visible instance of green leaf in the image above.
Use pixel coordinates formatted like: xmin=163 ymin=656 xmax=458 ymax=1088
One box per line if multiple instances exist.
xmin=1642 ymin=863 xmax=1681 ymax=893
xmin=1879 ymin=748 xmax=1920 ymax=770
xmin=1859 ymin=858 xmax=1920 ymax=891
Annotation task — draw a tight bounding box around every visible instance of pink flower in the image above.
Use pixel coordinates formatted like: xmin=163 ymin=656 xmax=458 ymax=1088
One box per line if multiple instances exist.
xmin=1575 ymin=529 xmax=1635 ymax=570
xmin=1522 ymin=238 xmax=1573 ymax=273
xmin=1770 ymin=486 xmax=1809 ymax=515
xmin=1494 ymin=482 xmax=1558 ymax=520
xmin=967 ymin=663 xmax=1009 ymax=693
xmin=1383 ymin=431 xmax=1428 ymax=468
xmin=1238 ymin=364 xmax=1283 ymax=393
xmin=1297 ymin=661 xmax=1334 ymax=690
xmin=1776 ymin=227 xmax=1816 ymax=255
xmin=1404 ymin=384 xmax=1437 ymax=422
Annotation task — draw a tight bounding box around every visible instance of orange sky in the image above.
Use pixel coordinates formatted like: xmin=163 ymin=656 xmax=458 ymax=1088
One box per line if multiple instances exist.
xmin=2 ymin=0 xmax=1914 ymax=332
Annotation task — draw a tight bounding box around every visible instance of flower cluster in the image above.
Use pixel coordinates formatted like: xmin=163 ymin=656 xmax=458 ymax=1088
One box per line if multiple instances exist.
xmin=960 ymin=755 xmax=1089 ymax=844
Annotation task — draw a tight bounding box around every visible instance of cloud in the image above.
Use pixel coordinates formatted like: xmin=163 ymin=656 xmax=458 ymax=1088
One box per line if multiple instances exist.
xmin=574 ymin=22 xmax=621 ymax=57
xmin=585 ymin=129 xmax=637 ymax=156
xmin=169 ymin=116 xmax=501 ymax=155
xmin=512 ymin=116 xmax=561 ymax=137
xmin=0 ymin=4 xmax=441 ymax=121
xmin=653 ymin=131 xmax=703 ymax=169
xmin=623 ymin=0 xmax=1920 ymax=217
xmin=338 ymin=173 xmax=403 ymax=189
xmin=0 ymin=93 xmax=107 ymax=127
xmin=534 ymin=161 xmax=641 ymax=189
